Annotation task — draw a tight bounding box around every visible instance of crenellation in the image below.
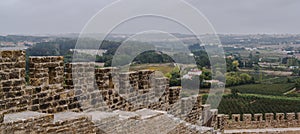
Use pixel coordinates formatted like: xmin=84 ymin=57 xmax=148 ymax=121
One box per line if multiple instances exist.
xmin=29 ymin=56 xmax=64 ymax=86
xmin=169 ymin=86 xmax=181 ymax=104
xmin=276 ymin=113 xmax=285 ymax=121
xmin=201 ymin=104 xmax=211 ymax=126
xmin=138 ymin=70 xmax=154 ymax=90
xmin=0 ymin=111 xmax=97 ymax=133
xmin=242 ymin=114 xmax=251 ymax=123
xmin=217 ymin=112 xmax=300 ymax=131
xmin=0 ymin=50 xmax=28 ymax=114
xmin=231 ymin=114 xmax=241 ymax=122
xmin=208 ymin=109 xmax=218 ymax=128
xmin=254 ymin=113 xmax=263 ymax=121
xmin=8 ymin=50 xmax=300 ymax=133
xmin=265 ymin=113 xmax=274 ymax=128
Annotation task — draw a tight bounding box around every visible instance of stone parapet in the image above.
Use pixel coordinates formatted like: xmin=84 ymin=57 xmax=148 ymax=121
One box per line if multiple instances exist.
xmin=0 ymin=50 xmax=220 ymax=133
xmin=217 ymin=113 xmax=300 ymax=130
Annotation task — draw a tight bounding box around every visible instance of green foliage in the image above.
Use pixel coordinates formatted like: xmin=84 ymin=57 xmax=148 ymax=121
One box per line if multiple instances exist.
xmin=203 ymin=94 xmax=300 ymax=115
xmin=292 ymin=68 xmax=300 ymax=76
xmin=230 ymin=83 xmax=295 ymax=96
xmin=225 ymin=72 xmax=254 ymax=87
xmin=200 ymin=68 xmax=212 ymax=80
xmin=232 ymin=60 xmax=239 ymax=71
xmin=239 ymin=73 xmax=252 ymax=83
xmin=295 ymin=78 xmax=300 ymax=90
xmin=287 ymin=57 xmax=299 ymax=66
xmin=226 ymin=58 xmax=240 ymax=72
xmin=168 ymin=67 xmax=181 ymax=87
xmin=0 ymin=35 xmax=48 ymax=43
xmin=191 ymin=50 xmax=210 ymax=68
xmin=27 ymin=39 xmax=120 ymax=62
xmin=231 ymin=88 xmax=239 ymax=97
xmin=133 ymin=51 xmax=173 ymax=64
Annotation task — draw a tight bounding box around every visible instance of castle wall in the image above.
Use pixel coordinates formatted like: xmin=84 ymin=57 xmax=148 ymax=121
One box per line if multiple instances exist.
xmin=167 ymin=122 xmax=214 ymax=134
xmin=0 ymin=51 xmax=81 ymax=114
xmin=0 ymin=111 xmax=54 ymax=133
xmin=94 ymin=69 xmax=170 ymax=112
xmin=65 ymin=64 xmax=173 ymax=112
xmin=28 ymin=56 xmax=81 ymax=113
xmin=0 ymin=50 xmax=219 ymax=134
xmin=64 ymin=63 xmax=110 ymax=112
xmin=28 ymin=56 xmax=64 ymax=86
xmin=148 ymin=77 xmax=170 ymax=110
xmin=0 ymin=109 xmax=215 ymax=134
xmin=217 ymin=113 xmax=300 ymax=130
xmin=0 ymin=111 xmax=96 ymax=134
xmin=0 ymin=50 xmax=29 ymax=114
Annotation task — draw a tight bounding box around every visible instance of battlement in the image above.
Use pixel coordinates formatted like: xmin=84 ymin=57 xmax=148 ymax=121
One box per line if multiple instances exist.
xmin=0 ymin=50 xmax=219 ymax=134
xmin=28 ymin=56 xmax=64 ymax=86
xmin=217 ymin=112 xmax=300 ymax=130
xmin=5 ymin=50 xmax=300 ymax=133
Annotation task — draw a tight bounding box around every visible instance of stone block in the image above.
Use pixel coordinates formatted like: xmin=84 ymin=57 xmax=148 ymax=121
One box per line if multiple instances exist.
xmin=0 ymin=113 xmax=3 ymax=123
xmin=276 ymin=113 xmax=285 ymax=121
xmin=265 ymin=113 xmax=274 ymax=121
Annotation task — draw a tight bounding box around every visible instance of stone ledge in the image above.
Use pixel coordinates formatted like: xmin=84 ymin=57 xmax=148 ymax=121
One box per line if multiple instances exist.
xmin=53 ymin=112 xmax=88 ymax=122
xmin=85 ymin=111 xmax=119 ymax=123
xmin=3 ymin=111 xmax=51 ymax=123
xmin=114 ymin=110 xmax=141 ymax=120
xmin=224 ymin=127 xmax=300 ymax=134
xmin=135 ymin=108 xmax=166 ymax=119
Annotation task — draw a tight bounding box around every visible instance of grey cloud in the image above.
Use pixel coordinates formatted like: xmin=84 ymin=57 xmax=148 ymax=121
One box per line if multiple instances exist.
xmin=0 ymin=0 xmax=300 ymax=34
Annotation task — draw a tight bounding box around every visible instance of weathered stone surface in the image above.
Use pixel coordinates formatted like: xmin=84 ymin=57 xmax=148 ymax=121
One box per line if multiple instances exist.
xmin=5 ymin=50 xmax=300 ymax=134
xmin=0 ymin=113 xmax=3 ymax=123
xmin=216 ymin=112 xmax=300 ymax=131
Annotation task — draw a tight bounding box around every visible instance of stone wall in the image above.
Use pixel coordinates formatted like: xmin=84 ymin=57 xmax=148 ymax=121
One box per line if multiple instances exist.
xmin=217 ymin=113 xmax=300 ymax=130
xmin=0 ymin=111 xmax=96 ymax=134
xmin=64 ymin=63 xmax=176 ymax=113
xmin=0 ymin=111 xmax=54 ymax=133
xmin=0 ymin=49 xmax=205 ymax=121
xmin=86 ymin=108 xmax=216 ymax=134
xmin=0 ymin=50 xmax=220 ymax=134
xmin=168 ymin=122 xmax=214 ymax=134
xmin=28 ymin=56 xmax=64 ymax=86
xmin=0 ymin=109 xmax=216 ymax=134
xmin=28 ymin=56 xmax=81 ymax=113
xmin=64 ymin=63 xmax=109 ymax=112
xmin=0 ymin=50 xmax=28 ymax=114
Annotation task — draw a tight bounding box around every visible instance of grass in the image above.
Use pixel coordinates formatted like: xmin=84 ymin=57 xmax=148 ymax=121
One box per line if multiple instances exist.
xmin=129 ymin=63 xmax=175 ymax=75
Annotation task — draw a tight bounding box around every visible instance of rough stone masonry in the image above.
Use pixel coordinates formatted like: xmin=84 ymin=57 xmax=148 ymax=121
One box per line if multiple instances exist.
xmin=0 ymin=50 xmax=220 ymax=134
xmin=2 ymin=50 xmax=300 ymax=133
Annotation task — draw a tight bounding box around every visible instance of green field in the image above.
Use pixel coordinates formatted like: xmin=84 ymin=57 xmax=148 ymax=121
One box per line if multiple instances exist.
xmin=230 ymin=83 xmax=295 ymax=96
xmin=203 ymin=94 xmax=300 ymax=115
xmin=129 ymin=63 xmax=174 ymax=75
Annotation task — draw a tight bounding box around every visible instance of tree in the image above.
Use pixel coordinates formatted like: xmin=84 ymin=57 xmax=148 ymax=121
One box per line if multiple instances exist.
xmin=240 ymin=73 xmax=252 ymax=84
xmin=225 ymin=72 xmax=253 ymax=87
xmin=232 ymin=60 xmax=239 ymax=71
xmin=226 ymin=76 xmax=237 ymax=86
xmin=168 ymin=67 xmax=181 ymax=87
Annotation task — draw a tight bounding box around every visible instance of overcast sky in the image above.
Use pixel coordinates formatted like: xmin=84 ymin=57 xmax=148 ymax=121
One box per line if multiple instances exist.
xmin=1 ymin=0 xmax=300 ymax=35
